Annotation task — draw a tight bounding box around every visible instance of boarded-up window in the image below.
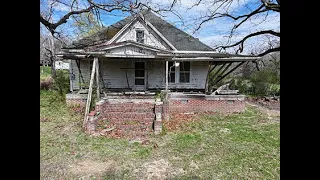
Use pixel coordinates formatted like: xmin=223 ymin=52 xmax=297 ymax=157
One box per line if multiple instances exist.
xmin=180 ymin=62 xmax=190 ymax=83
xmin=136 ymin=30 xmax=144 ymax=44
xmin=168 ymin=62 xmax=175 ymax=83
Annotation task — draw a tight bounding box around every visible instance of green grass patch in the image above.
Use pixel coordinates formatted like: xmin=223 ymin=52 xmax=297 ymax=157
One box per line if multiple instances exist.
xmin=41 ymin=91 xmax=279 ymax=179
xmin=40 ymin=66 xmax=51 ymax=80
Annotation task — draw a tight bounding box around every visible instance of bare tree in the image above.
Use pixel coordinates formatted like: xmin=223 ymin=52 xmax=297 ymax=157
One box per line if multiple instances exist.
xmin=40 ymin=0 xmax=159 ymax=35
xmin=189 ymin=0 xmax=280 ymax=57
xmin=40 ymin=0 xmax=180 ymax=77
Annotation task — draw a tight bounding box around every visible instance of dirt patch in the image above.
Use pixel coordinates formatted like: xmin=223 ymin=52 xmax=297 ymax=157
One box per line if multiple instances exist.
xmin=69 ymin=159 xmax=115 ymax=176
xmin=163 ymin=113 xmax=198 ymax=131
xmin=247 ymin=97 xmax=280 ymax=111
xmin=133 ymin=159 xmax=185 ymax=179
xmin=40 ymin=117 xmax=50 ymax=122
xmin=246 ymin=102 xmax=280 ymax=122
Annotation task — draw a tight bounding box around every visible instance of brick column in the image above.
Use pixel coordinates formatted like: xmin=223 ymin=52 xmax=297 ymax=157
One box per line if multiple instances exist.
xmin=85 ymin=110 xmax=97 ymax=134
xmin=154 ymin=100 xmax=163 ymax=135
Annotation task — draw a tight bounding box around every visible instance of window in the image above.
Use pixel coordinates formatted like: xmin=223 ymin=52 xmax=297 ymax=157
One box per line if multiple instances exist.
xmin=136 ymin=30 xmax=144 ymax=43
xmin=179 ymin=62 xmax=190 ymax=83
xmin=135 ymin=62 xmax=145 ymax=85
xmin=168 ymin=62 xmax=175 ymax=83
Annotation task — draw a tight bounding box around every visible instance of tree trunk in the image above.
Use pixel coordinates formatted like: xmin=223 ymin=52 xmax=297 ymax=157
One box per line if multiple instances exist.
xmin=50 ymin=34 xmax=56 ymax=78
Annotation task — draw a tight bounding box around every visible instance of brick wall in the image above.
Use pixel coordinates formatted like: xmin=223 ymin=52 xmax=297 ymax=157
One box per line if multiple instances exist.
xmin=169 ymin=99 xmax=245 ymax=115
xmin=70 ymin=93 xmax=246 ymax=138
xmin=88 ymin=101 xmax=156 ymax=139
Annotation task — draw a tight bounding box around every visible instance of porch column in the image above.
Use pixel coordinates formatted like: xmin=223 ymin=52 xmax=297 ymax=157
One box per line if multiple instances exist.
xmin=84 ymin=57 xmax=97 ymax=126
xmin=165 ymin=60 xmax=168 ymax=91
xmin=69 ymin=60 xmax=73 ymax=92
xmin=95 ymin=58 xmax=100 ymax=99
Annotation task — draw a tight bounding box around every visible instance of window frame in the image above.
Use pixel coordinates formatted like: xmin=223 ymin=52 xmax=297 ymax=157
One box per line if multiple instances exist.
xmin=179 ymin=61 xmax=190 ymax=83
xmin=168 ymin=61 xmax=175 ymax=83
xmin=136 ymin=30 xmax=145 ymax=44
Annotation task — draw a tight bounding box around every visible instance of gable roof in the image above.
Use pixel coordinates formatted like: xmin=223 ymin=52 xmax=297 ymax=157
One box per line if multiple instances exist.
xmin=64 ymin=10 xmax=213 ymax=51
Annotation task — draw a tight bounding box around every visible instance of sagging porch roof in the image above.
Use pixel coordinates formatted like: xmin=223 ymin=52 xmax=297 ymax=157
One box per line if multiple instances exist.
xmin=58 ymin=40 xmax=259 ymax=62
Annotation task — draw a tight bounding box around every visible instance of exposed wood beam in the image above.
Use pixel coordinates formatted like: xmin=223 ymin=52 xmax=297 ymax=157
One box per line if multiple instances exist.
xmin=84 ymin=57 xmax=97 ymax=128
xmin=205 ymin=64 xmax=218 ymax=93
xmin=95 ymin=58 xmax=100 ymax=99
xmin=165 ymin=60 xmax=168 ymax=91
xmin=210 ymin=63 xmax=227 ymax=83
xmin=211 ymin=62 xmax=233 ymax=85
xmin=98 ymin=60 xmax=105 ymax=89
xmin=215 ymin=62 xmax=245 ymax=85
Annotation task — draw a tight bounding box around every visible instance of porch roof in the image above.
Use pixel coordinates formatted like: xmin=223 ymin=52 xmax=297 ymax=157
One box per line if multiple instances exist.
xmin=57 ymin=50 xmax=259 ymax=62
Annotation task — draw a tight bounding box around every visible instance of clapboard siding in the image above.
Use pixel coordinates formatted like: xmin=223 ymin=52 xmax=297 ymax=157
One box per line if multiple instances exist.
xmin=147 ymin=61 xmax=208 ymax=89
xmin=147 ymin=61 xmax=165 ymax=89
xmin=101 ymin=59 xmax=133 ymax=89
xmin=71 ymin=59 xmax=208 ymax=90
xmin=70 ymin=60 xmax=79 ymax=90
xmin=71 ymin=59 xmax=92 ymax=90
xmin=116 ymin=20 xmax=169 ymax=50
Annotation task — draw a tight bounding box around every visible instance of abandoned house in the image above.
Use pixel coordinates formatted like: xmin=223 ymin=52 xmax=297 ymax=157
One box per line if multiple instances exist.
xmin=58 ymin=10 xmax=258 ymax=138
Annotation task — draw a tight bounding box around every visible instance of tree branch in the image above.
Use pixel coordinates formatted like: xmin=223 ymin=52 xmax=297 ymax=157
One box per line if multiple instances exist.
xmin=258 ymin=46 xmax=280 ymax=57
xmin=261 ymin=0 xmax=280 ymax=12
xmin=40 ymin=6 xmax=93 ymax=34
xmin=215 ymin=30 xmax=280 ymax=53
xmin=195 ymin=4 xmax=268 ymax=32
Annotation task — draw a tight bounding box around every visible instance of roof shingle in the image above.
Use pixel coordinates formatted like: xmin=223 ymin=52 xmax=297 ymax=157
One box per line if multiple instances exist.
xmin=64 ymin=10 xmax=213 ymax=51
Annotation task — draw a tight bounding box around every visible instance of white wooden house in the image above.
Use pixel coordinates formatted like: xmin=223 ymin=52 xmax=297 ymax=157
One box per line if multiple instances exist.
xmin=58 ymin=10 xmax=259 ymax=136
xmin=59 ymin=10 xmax=257 ymax=93
xmin=54 ymin=60 xmax=70 ymax=70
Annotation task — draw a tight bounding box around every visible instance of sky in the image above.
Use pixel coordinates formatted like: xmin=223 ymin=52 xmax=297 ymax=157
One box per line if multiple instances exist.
xmin=41 ymin=0 xmax=280 ymax=54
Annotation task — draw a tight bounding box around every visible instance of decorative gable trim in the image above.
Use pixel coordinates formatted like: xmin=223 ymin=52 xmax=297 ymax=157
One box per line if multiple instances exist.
xmin=138 ymin=13 xmax=177 ymax=51
xmin=106 ymin=16 xmax=137 ymax=46
xmin=107 ymin=13 xmax=177 ymax=51
xmin=102 ymin=41 xmax=172 ymax=53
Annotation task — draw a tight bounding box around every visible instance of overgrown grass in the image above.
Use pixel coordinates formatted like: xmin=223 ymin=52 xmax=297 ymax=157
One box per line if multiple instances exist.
xmin=40 ymin=90 xmax=279 ymax=179
xmin=40 ymin=66 xmax=51 ymax=80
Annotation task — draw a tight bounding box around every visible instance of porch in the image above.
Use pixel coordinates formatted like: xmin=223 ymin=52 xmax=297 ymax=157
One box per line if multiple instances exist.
xmin=60 ymin=49 xmax=257 ymax=138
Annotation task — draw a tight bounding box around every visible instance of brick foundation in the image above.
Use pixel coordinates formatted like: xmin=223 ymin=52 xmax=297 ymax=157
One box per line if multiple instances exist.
xmin=169 ymin=99 xmax=245 ymax=114
xmin=87 ymin=100 xmax=156 ymax=139
xmin=67 ymin=92 xmax=245 ymax=138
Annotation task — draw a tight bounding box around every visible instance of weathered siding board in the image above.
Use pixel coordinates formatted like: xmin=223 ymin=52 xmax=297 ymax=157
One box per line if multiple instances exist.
xmin=72 ymin=59 xmax=208 ymax=90
xmin=147 ymin=61 xmax=209 ymax=89
xmin=189 ymin=61 xmax=209 ymax=89
xmin=79 ymin=60 xmax=92 ymax=86
xmin=109 ymin=45 xmax=156 ymax=56
xmin=101 ymin=59 xmax=134 ymax=89
xmin=147 ymin=61 xmax=165 ymax=89
xmin=71 ymin=60 xmax=80 ymax=89
xmin=71 ymin=59 xmax=92 ymax=90
xmin=116 ymin=20 xmax=170 ymax=50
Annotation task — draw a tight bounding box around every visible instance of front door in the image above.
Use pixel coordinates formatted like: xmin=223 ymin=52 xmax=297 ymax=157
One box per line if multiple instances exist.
xmin=134 ymin=61 xmax=146 ymax=91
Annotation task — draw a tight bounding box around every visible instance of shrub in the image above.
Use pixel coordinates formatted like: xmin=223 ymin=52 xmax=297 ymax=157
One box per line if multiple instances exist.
xmin=229 ymin=67 xmax=280 ymax=97
xmin=53 ymin=70 xmax=70 ymax=96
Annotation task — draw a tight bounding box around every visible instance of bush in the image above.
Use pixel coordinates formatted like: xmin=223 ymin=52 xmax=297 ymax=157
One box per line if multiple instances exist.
xmin=53 ymin=70 xmax=70 ymax=96
xmin=230 ymin=78 xmax=253 ymax=95
xmin=229 ymin=68 xmax=280 ymax=97
xmin=40 ymin=77 xmax=54 ymax=90
xmin=250 ymin=69 xmax=279 ymax=97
